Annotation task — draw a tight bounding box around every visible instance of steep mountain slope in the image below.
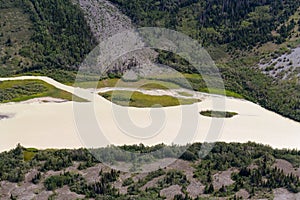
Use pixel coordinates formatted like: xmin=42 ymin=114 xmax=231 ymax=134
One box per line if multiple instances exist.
xmin=75 ymin=0 xmax=133 ymax=42
xmin=75 ymin=0 xmax=159 ymax=79
xmin=109 ymin=0 xmax=300 ymax=50
xmin=0 ymin=0 xmax=33 ymax=76
xmin=0 ymin=0 xmax=97 ymax=79
xmin=0 ymin=0 xmax=158 ymax=81
xmin=107 ymin=0 xmax=300 ymax=122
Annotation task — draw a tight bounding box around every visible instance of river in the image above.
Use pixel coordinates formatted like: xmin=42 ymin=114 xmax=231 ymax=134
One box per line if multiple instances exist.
xmin=0 ymin=76 xmax=299 ymax=151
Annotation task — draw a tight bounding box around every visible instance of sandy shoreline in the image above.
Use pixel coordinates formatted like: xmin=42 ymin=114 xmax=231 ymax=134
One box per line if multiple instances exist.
xmin=0 ymin=76 xmax=300 ymax=152
xmin=21 ymin=97 xmax=68 ymax=104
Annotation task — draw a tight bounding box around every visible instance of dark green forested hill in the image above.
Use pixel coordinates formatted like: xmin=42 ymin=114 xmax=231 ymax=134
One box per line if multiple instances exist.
xmin=109 ymin=0 xmax=300 ymax=49
xmin=0 ymin=0 xmax=96 ymax=80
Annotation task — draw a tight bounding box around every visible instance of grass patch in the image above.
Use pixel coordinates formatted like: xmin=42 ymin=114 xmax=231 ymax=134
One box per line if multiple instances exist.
xmin=76 ymin=75 xmax=243 ymax=99
xmin=72 ymin=78 xmax=119 ymax=88
xmin=199 ymin=88 xmax=244 ymax=99
xmin=177 ymin=91 xmax=193 ymax=97
xmin=0 ymin=80 xmax=86 ymax=103
xmin=72 ymin=78 xmax=181 ymax=89
xmin=200 ymin=110 xmax=238 ymax=118
xmin=139 ymin=83 xmax=169 ymax=90
xmin=23 ymin=148 xmax=38 ymax=162
xmin=99 ymin=90 xmax=200 ymax=107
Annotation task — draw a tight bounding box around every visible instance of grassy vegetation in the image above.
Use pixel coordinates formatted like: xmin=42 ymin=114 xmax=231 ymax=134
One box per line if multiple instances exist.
xmin=23 ymin=148 xmax=38 ymax=162
xmin=200 ymin=88 xmax=244 ymax=99
xmin=72 ymin=78 xmax=119 ymax=88
xmin=139 ymin=83 xmax=170 ymax=90
xmin=99 ymin=90 xmax=199 ymax=107
xmin=200 ymin=110 xmax=238 ymax=118
xmin=0 ymin=79 xmax=86 ymax=103
xmin=71 ymin=72 xmax=244 ymax=99
xmin=74 ymin=75 xmax=244 ymax=98
xmin=147 ymin=73 xmax=244 ymax=98
xmin=177 ymin=91 xmax=193 ymax=97
xmin=73 ymin=78 xmax=181 ymax=89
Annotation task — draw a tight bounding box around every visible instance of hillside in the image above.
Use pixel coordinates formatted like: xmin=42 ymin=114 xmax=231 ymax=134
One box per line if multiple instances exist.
xmin=0 ymin=0 xmax=299 ymax=122
xmin=1 ymin=143 xmax=300 ymax=199
xmin=0 ymin=0 xmax=96 ymax=80
xmin=1 ymin=2 xmax=300 ymax=199
xmin=109 ymin=0 xmax=300 ymax=50
xmin=108 ymin=0 xmax=300 ymax=122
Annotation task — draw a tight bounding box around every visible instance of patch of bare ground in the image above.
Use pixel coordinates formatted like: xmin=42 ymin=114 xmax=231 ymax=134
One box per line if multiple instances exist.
xmin=112 ymin=173 xmax=132 ymax=195
xmin=167 ymin=159 xmax=205 ymax=198
xmin=65 ymin=162 xmax=81 ymax=172
xmin=272 ymin=159 xmax=299 ymax=176
xmin=0 ymin=180 xmax=46 ymax=200
xmin=33 ymin=190 xmax=53 ymax=200
xmin=160 ymin=185 xmax=183 ymax=200
xmin=236 ymin=189 xmax=250 ymax=199
xmin=296 ymin=168 xmax=300 ymax=177
xmin=55 ymin=185 xmax=85 ymax=199
xmin=141 ymin=175 xmax=165 ymax=191
xmin=140 ymin=158 xmax=178 ymax=172
xmin=13 ymin=169 xmax=43 ymax=199
xmin=186 ymin=179 xmax=204 ymax=198
xmin=273 ymin=188 xmax=300 ymax=200
xmin=7 ymin=167 xmax=60 ymax=199
xmin=132 ymin=172 xmax=148 ymax=183
xmin=110 ymin=162 xmax=133 ymax=172
xmin=248 ymin=163 xmax=259 ymax=170
xmin=77 ymin=0 xmax=158 ymax=78
xmin=213 ymin=168 xmax=237 ymax=190
xmin=42 ymin=162 xmax=81 ymax=179
xmin=81 ymin=163 xmax=107 ymax=184
xmin=44 ymin=170 xmax=63 ymax=179
xmin=0 ymin=181 xmax=18 ymax=199
xmin=77 ymin=0 xmax=133 ymax=42
xmin=25 ymin=169 xmax=39 ymax=183
xmin=167 ymin=159 xmax=195 ymax=180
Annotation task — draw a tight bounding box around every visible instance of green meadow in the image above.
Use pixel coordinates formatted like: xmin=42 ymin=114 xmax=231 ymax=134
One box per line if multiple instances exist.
xmin=0 ymin=80 xmax=86 ymax=103
xmin=99 ymin=90 xmax=200 ymax=107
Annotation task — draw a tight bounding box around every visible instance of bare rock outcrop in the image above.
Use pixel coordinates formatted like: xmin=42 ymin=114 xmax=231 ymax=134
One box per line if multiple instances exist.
xmin=75 ymin=0 xmax=159 ymax=79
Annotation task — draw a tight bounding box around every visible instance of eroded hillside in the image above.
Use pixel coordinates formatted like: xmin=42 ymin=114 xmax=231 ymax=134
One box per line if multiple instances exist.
xmin=1 ymin=143 xmax=300 ymax=199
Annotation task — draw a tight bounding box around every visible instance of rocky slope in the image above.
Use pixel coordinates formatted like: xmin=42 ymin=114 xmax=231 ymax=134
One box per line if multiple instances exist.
xmin=75 ymin=0 xmax=159 ymax=79
xmin=259 ymin=46 xmax=300 ymax=80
